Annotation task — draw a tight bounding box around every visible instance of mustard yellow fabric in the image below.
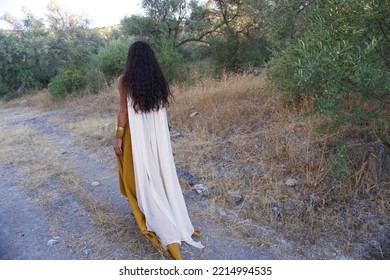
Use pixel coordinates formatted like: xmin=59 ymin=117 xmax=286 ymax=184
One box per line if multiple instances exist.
xmin=116 ymin=123 xmax=184 ymax=260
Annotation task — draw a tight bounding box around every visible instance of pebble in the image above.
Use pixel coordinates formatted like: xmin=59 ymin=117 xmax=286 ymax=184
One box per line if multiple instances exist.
xmin=47 ymin=237 xmax=60 ymax=246
xmin=194 ymin=184 xmax=209 ymax=196
xmin=285 ymin=178 xmax=298 ymax=187
xmin=226 ymin=191 xmax=244 ymax=206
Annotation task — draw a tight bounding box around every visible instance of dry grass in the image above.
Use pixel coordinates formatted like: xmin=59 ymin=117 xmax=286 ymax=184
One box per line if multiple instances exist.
xmin=2 ymin=73 xmax=388 ymax=259
xmin=166 ymin=73 xmax=389 ymax=259
xmin=66 ymin=117 xmax=115 ymax=149
xmin=1 ymin=90 xmax=61 ymax=111
xmin=0 ymin=124 xmax=67 ymax=195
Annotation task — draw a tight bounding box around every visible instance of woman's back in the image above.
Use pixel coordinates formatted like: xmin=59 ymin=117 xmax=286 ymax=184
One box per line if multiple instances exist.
xmin=115 ymin=41 xmax=203 ymax=259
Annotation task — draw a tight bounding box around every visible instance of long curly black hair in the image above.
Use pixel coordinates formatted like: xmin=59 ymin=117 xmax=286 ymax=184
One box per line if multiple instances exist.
xmin=122 ymin=41 xmax=172 ymax=113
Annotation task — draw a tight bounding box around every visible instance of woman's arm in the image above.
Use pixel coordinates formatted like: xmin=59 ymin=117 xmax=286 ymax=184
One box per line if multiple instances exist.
xmin=113 ymin=76 xmax=128 ymax=156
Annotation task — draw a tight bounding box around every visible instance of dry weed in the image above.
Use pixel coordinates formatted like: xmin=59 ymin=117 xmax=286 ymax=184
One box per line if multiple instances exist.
xmin=66 ymin=117 xmax=115 ymax=149
xmin=167 ymin=73 xmax=389 ymax=259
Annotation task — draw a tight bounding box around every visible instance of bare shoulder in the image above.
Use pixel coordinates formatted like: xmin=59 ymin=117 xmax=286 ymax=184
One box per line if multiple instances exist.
xmin=118 ymin=75 xmax=124 ymax=89
xmin=117 ymin=75 xmax=127 ymax=97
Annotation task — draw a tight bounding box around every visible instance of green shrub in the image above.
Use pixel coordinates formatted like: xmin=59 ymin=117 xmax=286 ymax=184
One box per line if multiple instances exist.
xmin=0 ymin=81 xmax=11 ymax=99
xmin=322 ymin=142 xmax=351 ymax=181
xmin=209 ymin=31 xmax=241 ymax=74
xmin=209 ymin=30 xmax=270 ymax=75
xmin=48 ymin=63 xmax=107 ymax=99
xmin=48 ymin=63 xmax=87 ymax=98
xmin=95 ymin=38 xmax=133 ymax=81
xmin=84 ymin=67 xmax=107 ymax=94
xmin=266 ymin=0 xmax=389 ymax=112
xmin=154 ymin=40 xmax=187 ymax=82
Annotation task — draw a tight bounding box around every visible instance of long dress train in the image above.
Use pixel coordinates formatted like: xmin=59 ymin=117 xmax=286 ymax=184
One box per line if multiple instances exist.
xmin=116 ymin=105 xmax=203 ymax=259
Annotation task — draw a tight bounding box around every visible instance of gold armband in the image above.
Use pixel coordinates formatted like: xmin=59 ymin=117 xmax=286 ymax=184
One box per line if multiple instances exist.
xmin=115 ymin=126 xmax=124 ymax=138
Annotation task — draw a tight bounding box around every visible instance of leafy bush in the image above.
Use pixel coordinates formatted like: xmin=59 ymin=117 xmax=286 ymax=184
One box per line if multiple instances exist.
xmin=266 ymin=0 xmax=390 ymax=112
xmin=209 ymin=31 xmax=241 ymax=73
xmin=84 ymin=67 xmax=107 ymax=94
xmin=95 ymin=38 xmax=133 ymax=81
xmin=48 ymin=63 xmax=106 ymax=98
xmin=0 ymin=9 xmax=105 ymax=100
xmin=48 ymin=63 xmax=87 ymax=98
xmin=154 ymin=40 xmax=187 ymax=82
xmin=209 ymin=30 xmax=270 ymax=75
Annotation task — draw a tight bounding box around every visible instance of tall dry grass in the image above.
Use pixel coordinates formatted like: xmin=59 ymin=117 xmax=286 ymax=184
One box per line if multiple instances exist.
xmin=167 ymin=73 xmax=389 ymax=259
xmin=3 ymin=73 xmax=389 ymax=259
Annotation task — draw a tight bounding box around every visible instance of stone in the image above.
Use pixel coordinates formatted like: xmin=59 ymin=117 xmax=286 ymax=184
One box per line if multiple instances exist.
xmin=285 ymin=178 xmax=298 ymax=187
xmin=226 ymin=191 xmax=244 ymax=206
xmin=194 ymin=184 xmax=209 ymax=196
xmin=176 ymin=167 xmax=199 ymax=186
xmin=47 ymin=237 xmax=60 ymax=246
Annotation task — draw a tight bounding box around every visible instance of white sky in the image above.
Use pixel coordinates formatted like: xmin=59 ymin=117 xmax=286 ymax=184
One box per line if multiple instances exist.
xmin=0 ymin=0 xmax=144 ymax=29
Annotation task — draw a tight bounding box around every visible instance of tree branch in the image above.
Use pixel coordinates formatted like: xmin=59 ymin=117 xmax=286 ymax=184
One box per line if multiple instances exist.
xmin=176 ymin=24 xmax=223 ymax=47
xmin=177 ymin=37 xmax=210 ymax=47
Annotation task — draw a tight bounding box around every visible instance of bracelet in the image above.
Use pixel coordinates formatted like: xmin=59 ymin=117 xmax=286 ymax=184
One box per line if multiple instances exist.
xmin=115 ymin=126 xmax=124 ymax=138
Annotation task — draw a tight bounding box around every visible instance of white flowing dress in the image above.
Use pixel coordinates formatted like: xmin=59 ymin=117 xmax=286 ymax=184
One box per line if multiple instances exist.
xmin=127 ymin=100 xmax=204 ymax=249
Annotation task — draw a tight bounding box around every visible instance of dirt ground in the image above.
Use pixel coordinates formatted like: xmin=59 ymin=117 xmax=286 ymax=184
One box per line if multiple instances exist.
xmin=0 ymin=105 xmax=298 ymax=260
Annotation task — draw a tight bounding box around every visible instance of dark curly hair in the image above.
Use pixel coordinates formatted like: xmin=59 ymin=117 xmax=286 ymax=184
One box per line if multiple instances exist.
xmin=121 ymin=41 xmax=172 ymax=113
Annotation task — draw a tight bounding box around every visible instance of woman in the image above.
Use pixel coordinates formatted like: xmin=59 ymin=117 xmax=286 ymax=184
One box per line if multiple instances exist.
xmin=114 ymin=41 xmax=203 ymax=260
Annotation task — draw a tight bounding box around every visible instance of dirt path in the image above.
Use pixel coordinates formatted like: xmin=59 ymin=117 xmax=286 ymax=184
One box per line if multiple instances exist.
xmin=0 ymin=106 xmax=287 ymax=260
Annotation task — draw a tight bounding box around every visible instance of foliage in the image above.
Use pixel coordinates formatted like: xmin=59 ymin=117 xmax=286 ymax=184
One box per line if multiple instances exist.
xmin=210 ymin=29 xmax=270 ymax=74
xmin=94 ymin=38 xmax=133 ymax=81
xmin=323 ymin=142 xmax=351 ymax=181
xmin=45 ymin=0 xmax=90 ymax=31
xmin=154 ymin=40 xmax=186 ymax=82
xmin=48 ymin=63 xmax=88 ymax=98
xmin=121 ymin=0 xmax=271 ymax=76
xmin=47 ymin=62 xmax=106 ymax=99
xmin=265 ymin=0 xmax=390 ymax=113
xmin=121 ymin=0 xmax=189 ymax=47
xmin=0 ymin=9 xmax=50 ymax=98
xmin=84 ymin=67 xmax=107 ymax=94
xmin=0 ymin=1 xmax=105 ymax=99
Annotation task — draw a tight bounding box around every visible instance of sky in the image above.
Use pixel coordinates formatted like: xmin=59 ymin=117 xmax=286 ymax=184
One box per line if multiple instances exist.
xmin=0 ymin=0 xmax=144 ymax=29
